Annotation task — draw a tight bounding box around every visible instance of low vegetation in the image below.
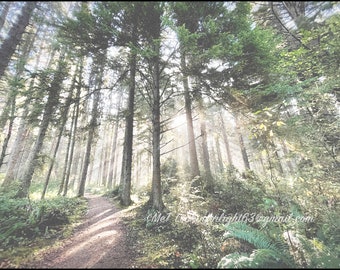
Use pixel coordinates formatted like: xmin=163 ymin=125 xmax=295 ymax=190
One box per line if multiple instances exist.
xmin=113 ymin=165 xmax=340 ymax=268
xmin=0 ymin=182 xmax=87 ymax=268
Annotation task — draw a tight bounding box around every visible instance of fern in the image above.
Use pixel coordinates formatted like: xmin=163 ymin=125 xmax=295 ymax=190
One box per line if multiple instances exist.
xmin=218 ymin=252 xmax=253 ymax=268
xmin=219 ymin=222 xmax=296 ymax=268
xmin=226 ymin=222 xmax=275 ymax=249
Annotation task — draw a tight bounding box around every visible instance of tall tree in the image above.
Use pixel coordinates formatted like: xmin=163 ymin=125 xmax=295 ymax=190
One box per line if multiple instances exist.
xmin=171 ymin=2 xmax=202 ymax=179
xmin=16 ymin=53 xmax=68 ymax=198
xmin=0 ymin=15 xmax=39 ymax=170
xmin=171 ymin=2 xmax=227 ymax=187
xmin=62 ymin=60 xmax=83 ymax=196
xmin=142 ymin=2 xmax=165 ymax=211
xmin=41 ymin=59 xmax=81 ymax=199
xmin=119 ymin=8 xmax=138 ymax=205
xmin=0 ymin=1 xmax=37 ymax=80
xmin=77 ymin=52 xmax=105 ymax=197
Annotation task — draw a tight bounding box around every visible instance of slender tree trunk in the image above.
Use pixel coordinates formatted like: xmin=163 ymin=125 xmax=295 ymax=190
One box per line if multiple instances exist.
xmin=41 ymin=62 xmax=78 ymax=199
xmin=219 ymin=110 xmax=233 ymax=166
xmin=64 ymin=69 xmax=82 ymax=195
xmin=0 ymin=1 xmax=37 ymax=79
xmin=0 ymin=2 xmax=11 ymax=31
xmin=235 ymin=114 xmax=250 ymax=170
xmin=0 ymin=27 xmax=37 ymax=169
xmin=215 ymin=135 xmax=224 ymax=173
xmin=103 ymin=144 xmax=111 ymax=186
xmin=1 ymin=108 xmax=29 ymax=188
xmin=58 ymin=123 xmax=72 ymax=195
xmin=107 ymin=110 xmax=120 ymax=188
xmin=148 ymin=9 xmax=164 ymax=210
xmin=150 ymin=52 xmax=164 ymax=210
xmin=61 ymin=105 xmax=76 ymax=196
xmin=63 ymin=101 xmax=80 ymax=195
xmin=2 ymin=29 xmax=47 ymax=189
xmin=16 ymin=56 xmax=66 ymax=198
xmin=69 ymin=147 xmax=81 ymax=191
xmin=180 ymin=47 xmax=200 ymax=179
xmin=119 ymin=38 xmax=137 ymax=206
xmin=197 ymin=94 xmax=214 ymax=191
xmin=99 ymin=142 xmax=108 ymax=186
xmin=77 ymin=112 xmax=97 ymax=197
xmin=77 ymin=55 xmax=104 ymax=197
xmin=0 ymin=98 xmax=15 ymax=168
xmin=113 ymin=140 xmax=121 ymax=188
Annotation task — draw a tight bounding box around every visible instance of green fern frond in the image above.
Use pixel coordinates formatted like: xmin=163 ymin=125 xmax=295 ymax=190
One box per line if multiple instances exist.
xmin=225 ymin=222 xmax=276 ymax=250
xmin=223 ymin=222 xmax=296 ymax=267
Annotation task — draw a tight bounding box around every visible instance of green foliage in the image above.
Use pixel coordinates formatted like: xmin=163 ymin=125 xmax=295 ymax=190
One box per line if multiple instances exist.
xmin=218 ymin=222 xmax=295 ymax=268
xmin=214 ymin=166 xmax=265 ymax=213
xmin=0 ymin=193 xmax=87 ymax=251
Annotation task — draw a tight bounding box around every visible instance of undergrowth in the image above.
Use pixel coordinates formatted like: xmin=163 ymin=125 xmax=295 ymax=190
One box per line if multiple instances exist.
xmin=120 ymin=165 xmax=340 ymax=268
xmin=0 ymin=193 xmax=88 ymax=267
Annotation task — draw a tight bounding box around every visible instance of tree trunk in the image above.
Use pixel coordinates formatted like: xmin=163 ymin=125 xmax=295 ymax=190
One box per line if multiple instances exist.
xmin=180 ymin=48 xmax=200 ymax=179
xmin=215 ymin=135 xmax=224 ymax=174
xmin=0 ymin=2 xmax=11 ymax=31
xmin=150 ymin=48 xmax=164 ymax=211
xmin=0 ymin=1 xmax=37 ymax=79
xmin=235 ymin=114 xmax=250 ymax=170
xmin=58 ymin=122 xmax=72 ymax=195
xmin=99 ymin=140 xmax=109 ymax=186
xmin=219 ymin=110 xmax=233 ymax=166
xmin=63 ymin=96 xmax=80 ymax=194
xmin=61 ymin=105 xmax=76 ymax=196
xmin=41 ymin=61 xmax=78 ymax=199
xmin=69 ymin=147 xmax=81 ymax=191
xmin=119 ymin=36 xmax=137 ymax=206
xmin=148 ymin=6 xmax=165 ymax=210
xmin=107 ymin=110 xmax=120 ymax=189
xmin=197 ymin=94 xmax=214 ymax=191
xmin=0 ymin=97 xmax=15 ymax=169
xmin=16 ymin=55 xmax=66 ymax=198
xmin=1 ymin=108 xmax=29 ymax=189
xmin=0 ymin=26 xmax=37 ymax=169
xmin=77 ymin=54 xmax=104 ymax=197
xmin=64 ymin=69 xmax=82 ymax=195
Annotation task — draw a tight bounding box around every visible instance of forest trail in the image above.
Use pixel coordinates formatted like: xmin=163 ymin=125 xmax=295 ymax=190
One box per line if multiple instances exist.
xmin=25 ymin=194 xmax=134 ymax=269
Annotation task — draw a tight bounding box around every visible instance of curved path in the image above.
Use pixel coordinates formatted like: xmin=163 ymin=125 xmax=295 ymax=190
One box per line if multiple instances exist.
xmin=26 ymin=194 xmax=133 ymax=268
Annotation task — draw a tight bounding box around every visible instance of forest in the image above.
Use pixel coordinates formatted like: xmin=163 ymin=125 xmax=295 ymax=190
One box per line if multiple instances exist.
xmin=0 ymin=1 xmax=339 ymax=268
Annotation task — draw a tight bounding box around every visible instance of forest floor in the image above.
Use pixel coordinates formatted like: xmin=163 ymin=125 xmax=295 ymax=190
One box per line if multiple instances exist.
xmin=21 ymin=194 xmax=137 ymax=269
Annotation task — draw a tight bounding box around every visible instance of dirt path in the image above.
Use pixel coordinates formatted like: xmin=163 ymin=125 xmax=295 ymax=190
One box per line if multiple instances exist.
xmin=26 ymin=194 xmax=134 ymax=268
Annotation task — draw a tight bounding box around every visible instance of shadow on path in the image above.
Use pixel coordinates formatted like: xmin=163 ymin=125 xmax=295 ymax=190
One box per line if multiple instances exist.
xmin=26 ymin=194 xmax=133 ymax=269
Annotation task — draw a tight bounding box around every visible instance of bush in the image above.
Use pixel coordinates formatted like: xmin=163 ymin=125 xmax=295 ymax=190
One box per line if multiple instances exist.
xmin=0 ymin=194 xmax=87 ymax=250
